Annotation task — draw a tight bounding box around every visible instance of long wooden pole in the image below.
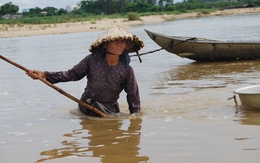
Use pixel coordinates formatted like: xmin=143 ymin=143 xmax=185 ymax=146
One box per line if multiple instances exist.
xmin=0 ymin=55 xmax=107 ymax=117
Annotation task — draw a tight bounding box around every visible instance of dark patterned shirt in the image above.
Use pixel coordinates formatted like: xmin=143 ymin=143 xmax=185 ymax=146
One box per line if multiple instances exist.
xmin=45 ymin=54 xmax=140 ymax=116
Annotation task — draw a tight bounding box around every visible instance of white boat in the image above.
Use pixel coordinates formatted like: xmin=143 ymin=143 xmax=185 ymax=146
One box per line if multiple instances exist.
xmin=233 ymin=85 xmax=260 ymax=110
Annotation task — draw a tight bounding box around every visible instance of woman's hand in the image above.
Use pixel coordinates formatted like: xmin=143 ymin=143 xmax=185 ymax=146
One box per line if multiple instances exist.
xmin=26 ymin=70 xmax=46 ymax=80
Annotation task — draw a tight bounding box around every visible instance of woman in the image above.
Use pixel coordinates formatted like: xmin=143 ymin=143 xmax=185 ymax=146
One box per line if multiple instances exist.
xmin=27 ymin=25 xmax=144 ymax=117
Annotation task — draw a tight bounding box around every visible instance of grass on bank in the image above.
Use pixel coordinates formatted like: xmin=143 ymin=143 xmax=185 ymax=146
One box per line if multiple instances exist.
xmin=0 ymin=8 xmax=219 ymax=25
xmin=0 ymin=8 xmax=222 ymax=32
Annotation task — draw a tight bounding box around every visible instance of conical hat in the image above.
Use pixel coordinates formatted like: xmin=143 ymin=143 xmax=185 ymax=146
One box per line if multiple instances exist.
xmin=89 ymin=25 xmax=144 ymax=53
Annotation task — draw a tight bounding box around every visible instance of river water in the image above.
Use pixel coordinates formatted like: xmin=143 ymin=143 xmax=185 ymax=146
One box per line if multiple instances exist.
xmin=1 ymin=13 xmax=260 ymax=163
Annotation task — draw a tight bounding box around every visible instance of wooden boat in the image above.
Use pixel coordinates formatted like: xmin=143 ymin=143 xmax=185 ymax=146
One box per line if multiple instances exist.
xmin=145 ymin=29 xmax=260 ymax=61
xmin=233 ymin=85 xmax=260 ymax=111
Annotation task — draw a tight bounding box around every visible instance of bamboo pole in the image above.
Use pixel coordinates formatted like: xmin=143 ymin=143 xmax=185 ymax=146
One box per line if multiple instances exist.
xmin=0 ymin=55 xmax=107 ymax=118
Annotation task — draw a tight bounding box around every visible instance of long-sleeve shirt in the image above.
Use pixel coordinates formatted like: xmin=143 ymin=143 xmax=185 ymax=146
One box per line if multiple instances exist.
xmin=45 ymin=54 xmax=140 ymax=116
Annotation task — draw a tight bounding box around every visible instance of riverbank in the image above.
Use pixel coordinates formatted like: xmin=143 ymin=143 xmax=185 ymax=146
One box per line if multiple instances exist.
xmin=1 ymin=7 xmax=260 ymax=38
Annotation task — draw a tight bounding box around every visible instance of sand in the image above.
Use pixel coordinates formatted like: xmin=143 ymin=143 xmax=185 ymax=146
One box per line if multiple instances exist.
xmin=1 ymin=7 xmax=260 ymax=38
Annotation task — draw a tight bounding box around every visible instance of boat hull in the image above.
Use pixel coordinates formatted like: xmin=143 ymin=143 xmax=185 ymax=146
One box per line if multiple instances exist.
xmin=145 ymin=29 xmax=260 ymax=61
xmin=234 ymin=85 xmax=260 ymax=110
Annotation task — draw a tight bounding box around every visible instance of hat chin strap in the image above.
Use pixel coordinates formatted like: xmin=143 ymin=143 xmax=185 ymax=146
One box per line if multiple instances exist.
xmin=106 ymin=51 xmax=116 ymax=55
xmin=106 ymin=50 xmax=142 ymax=63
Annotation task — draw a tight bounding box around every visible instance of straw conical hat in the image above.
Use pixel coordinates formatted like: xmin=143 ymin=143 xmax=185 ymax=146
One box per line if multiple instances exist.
xmin=89 ymin=25 xmax=144 ymax=53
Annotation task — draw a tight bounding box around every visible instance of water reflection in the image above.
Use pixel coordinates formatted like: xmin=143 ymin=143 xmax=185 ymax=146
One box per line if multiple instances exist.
xmin=170 ymin=60 xmax=260 ymax=79
xmin=153 ymin=60 xmax=260 ymax=94
xmin=234 ymin=108 xmax=260 ymax=126
xmin=36 ymin=118 xmax=149 ymax=163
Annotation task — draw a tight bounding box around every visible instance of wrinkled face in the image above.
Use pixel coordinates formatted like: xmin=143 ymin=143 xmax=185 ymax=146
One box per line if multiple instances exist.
xmin=106 ymin=39 xmax=127 ymax=56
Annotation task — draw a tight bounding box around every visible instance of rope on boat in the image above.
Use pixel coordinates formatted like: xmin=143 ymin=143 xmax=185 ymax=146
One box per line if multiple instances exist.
xmin=130 ymin=37 xmax=196 ymax=57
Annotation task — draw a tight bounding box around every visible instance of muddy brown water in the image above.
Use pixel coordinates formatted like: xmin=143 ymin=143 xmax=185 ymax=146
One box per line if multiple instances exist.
xmin=1 ymin=13 xmax=260 ymax=163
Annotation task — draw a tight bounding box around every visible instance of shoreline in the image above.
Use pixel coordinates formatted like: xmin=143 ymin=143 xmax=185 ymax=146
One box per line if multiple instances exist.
xmin=1 ymin=7 xmax=260 ymax=38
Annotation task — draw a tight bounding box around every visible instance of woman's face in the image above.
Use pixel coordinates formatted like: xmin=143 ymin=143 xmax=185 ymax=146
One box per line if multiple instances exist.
xmin=106 ymin=39 xmax=127 ymax=56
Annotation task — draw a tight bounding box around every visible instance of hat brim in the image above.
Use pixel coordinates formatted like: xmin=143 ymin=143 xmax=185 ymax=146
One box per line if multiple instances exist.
xmin=89 ymin=25 xmax=144 ymax=53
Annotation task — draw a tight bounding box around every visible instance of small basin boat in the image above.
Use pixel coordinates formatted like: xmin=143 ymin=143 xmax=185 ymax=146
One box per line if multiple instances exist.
xmin=233 ymin=85 xmax=260 ymax=110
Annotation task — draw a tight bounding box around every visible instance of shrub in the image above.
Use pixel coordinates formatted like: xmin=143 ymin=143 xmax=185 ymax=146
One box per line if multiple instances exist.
xmin=167 ymin=5 xmax=175 ymax=11
xmin=127 ymin=12 xmax=140 ymax=21
xmin=200 ymin=10 xmax=210 ymax=15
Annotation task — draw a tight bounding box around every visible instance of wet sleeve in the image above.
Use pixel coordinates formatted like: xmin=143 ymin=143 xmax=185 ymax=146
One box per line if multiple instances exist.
xmin=124 ymin=66 xmax=140 ymax=114
xmin=45 ymin=56 xmax=89 ymax=84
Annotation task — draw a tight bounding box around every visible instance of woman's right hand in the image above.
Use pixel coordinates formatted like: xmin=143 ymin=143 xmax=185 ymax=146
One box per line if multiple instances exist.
xmin=26 ymin=70 xmax=47 ymax=80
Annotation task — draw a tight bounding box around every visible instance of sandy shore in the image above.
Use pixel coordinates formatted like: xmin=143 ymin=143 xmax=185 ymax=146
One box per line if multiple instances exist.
xmin=1 ymin=7 xmax=260 ymax=38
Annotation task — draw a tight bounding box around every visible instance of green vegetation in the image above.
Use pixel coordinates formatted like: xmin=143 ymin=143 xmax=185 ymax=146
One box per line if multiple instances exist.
xmin=0 ymin=0 xmax=259 ymax=25
xmin=0 ymin=2 xmax=19 ymax=15
xmin=127 ymin=12 xmax=140 ymax=21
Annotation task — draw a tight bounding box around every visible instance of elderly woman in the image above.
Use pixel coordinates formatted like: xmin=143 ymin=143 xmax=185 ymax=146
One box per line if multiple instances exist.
xmin=27 ymin=25 xmax=144 ymax=117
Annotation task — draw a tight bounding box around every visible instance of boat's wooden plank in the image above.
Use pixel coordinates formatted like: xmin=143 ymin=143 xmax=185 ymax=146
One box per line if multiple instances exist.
xmin=145 ymin=29 xmax=260 ymax=61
